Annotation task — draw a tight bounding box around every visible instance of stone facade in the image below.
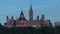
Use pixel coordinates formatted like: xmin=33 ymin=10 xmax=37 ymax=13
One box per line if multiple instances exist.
xmin=4 ymin=5 xmax=52 ymax=28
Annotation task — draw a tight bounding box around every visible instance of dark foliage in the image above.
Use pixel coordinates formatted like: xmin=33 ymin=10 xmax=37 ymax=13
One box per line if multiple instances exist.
xmin=0 ymin=25 xmax=60 ymax=34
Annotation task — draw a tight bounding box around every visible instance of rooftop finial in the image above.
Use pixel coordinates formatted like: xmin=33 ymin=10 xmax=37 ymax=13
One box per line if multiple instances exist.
xmin=20 ymin=10 xmax=24 ymax=15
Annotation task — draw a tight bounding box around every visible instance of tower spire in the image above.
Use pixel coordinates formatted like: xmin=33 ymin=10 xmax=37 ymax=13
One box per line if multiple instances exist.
xmin=30 ymin=4 xmax=32 ymax=10
xmin=29 ymin=4 xmax=33 ymax=20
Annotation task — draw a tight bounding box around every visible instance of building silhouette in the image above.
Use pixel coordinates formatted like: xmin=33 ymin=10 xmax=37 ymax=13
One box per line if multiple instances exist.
xmin=54 ymin=21 xmax=60 ymax=27
xmin=4 ymin=5 xmax=52 ymax=28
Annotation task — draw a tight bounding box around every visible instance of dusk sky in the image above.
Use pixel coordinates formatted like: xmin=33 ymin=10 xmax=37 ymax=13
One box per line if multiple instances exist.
xmin=0 ymin=0 xmax=60 ymax=25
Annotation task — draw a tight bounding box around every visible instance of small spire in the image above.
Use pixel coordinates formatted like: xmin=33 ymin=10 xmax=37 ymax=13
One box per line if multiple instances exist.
xmin=20 ymin=10 xmax=24 ymax=15
xmin=7 ymin=16 xmax=9 ymax=19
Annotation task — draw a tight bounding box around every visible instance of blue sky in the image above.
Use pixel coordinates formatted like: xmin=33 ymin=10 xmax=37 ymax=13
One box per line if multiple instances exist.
xmin=0 ymin=0 xmax=60 ymax=25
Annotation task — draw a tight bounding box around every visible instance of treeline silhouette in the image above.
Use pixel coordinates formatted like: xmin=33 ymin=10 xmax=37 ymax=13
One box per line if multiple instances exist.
xmin=0 ymin=24 xmax=60 ymax=34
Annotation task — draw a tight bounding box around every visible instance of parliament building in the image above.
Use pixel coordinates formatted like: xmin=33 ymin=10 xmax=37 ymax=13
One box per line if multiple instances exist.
xmin=4 ymin=5 xmax=52 ymax=28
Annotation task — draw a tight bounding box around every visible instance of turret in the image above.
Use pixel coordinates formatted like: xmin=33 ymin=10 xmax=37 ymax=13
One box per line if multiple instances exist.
xmin=41 ymin=14 xmax=45 ymax=22
xmin=6 ymin=16 xmax=9 ymax=23
xmin=11 ymin=16 xmax=14 ymax=27
xmin=11 ymin=16 xmax=14 ymax=23
xmin=37 ymin=16 xmax=39 ymax=21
